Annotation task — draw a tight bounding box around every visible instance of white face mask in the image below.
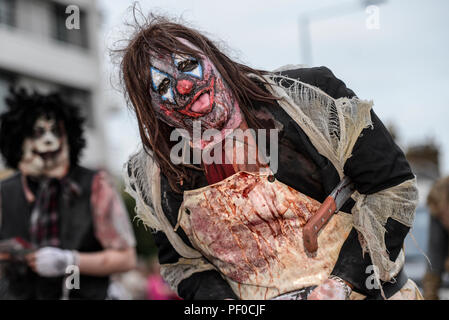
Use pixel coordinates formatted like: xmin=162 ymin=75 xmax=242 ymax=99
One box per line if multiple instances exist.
xmin=18 ymin=116 xmax=70 ymax=179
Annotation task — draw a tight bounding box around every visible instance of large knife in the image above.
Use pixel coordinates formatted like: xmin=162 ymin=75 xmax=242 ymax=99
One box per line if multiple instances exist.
xmin=303 ymin=176 xmax=355 ymax=253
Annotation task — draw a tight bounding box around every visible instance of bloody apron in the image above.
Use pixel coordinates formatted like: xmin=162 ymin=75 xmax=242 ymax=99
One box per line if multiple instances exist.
xmin=177 ymin=170 xmax=353 ymax=300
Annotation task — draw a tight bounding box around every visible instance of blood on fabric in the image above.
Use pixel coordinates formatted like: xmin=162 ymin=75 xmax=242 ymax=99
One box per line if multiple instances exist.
xmin=187 ymin=172 xmax=318 ymax=285
xmin=181 ymin=170 xmax=353 ymax=299
xmin=201 ymin=190 xmax=255 ymax=278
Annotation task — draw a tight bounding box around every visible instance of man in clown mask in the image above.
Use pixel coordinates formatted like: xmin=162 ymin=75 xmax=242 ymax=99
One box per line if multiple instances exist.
xmin=18 ymin=114 xmax=70 ymax=179
xmin=0 ymin=89 xmax=137 ymax=299
xmin=120 ymin=14 xmax=422 ymax=300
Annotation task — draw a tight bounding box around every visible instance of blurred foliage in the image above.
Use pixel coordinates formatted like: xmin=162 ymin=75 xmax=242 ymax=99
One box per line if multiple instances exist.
xmin=121 ymin=188 xmax=158 ymax=258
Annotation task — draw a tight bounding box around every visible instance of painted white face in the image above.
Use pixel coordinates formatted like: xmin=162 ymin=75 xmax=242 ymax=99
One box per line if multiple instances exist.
xmin=149 ymin=39 xmax=243 ymax=149
xmin=18 ymin=116 xmax=69 ymax=178
xmin=31 ymin=117 xmax=61 ymax=154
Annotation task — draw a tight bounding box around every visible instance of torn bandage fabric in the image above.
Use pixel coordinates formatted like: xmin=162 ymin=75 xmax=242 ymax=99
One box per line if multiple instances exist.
xmin=263 ymin=74 xmax=418 ymax=285
xmin=264 ymin=74 xmax=374 ymax=179
xmin=351 ymin=179 xmax=418 ymax=282
xmin=159 ymin=257 xmax=217 ymax=294
xmin=124 ymin=149 xmax=217 ymax=294
xmin=124 ymin=149 xmax=201 ymax=258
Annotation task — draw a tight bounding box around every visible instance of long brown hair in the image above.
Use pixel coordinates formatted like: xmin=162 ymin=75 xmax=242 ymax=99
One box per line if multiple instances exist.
xmin=118 ymin=11 xmax=278 ymax=192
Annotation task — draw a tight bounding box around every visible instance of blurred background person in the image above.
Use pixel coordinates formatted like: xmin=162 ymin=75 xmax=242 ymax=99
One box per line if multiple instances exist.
xmin=0 ymin=89 xmax=136 ymax=299
xmin=422 ymin=176 xmax=449 ymax=299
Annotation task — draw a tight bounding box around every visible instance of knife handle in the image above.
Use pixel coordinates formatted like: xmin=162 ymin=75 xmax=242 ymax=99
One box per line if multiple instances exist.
xmin=303 ymin=196 xmax=337 ymax=253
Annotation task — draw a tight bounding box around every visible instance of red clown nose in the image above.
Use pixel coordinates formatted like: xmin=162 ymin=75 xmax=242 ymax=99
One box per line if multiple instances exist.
xmin=176 ymin=79 xmax=194 ymax=95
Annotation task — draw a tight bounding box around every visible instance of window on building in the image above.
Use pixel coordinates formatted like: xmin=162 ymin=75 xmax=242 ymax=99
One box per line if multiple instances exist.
xmin=0 ymin=73 xmax=94 ymax=129
xmin=0 ymin=0 xmax=16 ymax=27
xmin=52 ymin=2 xmax=89 ymax=49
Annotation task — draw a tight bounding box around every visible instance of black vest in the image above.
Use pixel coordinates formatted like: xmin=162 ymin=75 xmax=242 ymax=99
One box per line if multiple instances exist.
xmin=0 ymin=166 xmax=109 ymax=299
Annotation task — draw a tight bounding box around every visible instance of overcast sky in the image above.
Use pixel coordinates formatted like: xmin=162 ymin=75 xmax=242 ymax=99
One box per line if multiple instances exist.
xmin=98 ymin=0 xmax=449 ymax=176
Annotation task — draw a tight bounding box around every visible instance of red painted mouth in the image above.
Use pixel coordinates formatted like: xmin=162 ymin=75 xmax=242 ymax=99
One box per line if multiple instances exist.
xmin=178 ymin=77 xmax=215 ymax=118
xmin=33 ymin=146 xmax=61 ymax=160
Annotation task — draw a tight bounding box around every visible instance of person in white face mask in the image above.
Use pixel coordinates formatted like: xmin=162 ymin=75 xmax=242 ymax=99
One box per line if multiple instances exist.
xmin=0 ymin=89 xmax=137 ymax=299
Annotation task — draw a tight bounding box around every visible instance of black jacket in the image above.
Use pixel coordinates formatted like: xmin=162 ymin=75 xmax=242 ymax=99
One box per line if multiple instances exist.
xmin=0 ymin=166 xmax=110 ymax=300
xmin=152 ymin=67 xmax=415 ymax=299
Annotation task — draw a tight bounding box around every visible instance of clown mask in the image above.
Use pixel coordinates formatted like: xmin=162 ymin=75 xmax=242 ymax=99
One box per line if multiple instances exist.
xmin=149 ymin=39 xmax=243 ymax=149
xmin=18 ymin=116 xmax=70 ymax=179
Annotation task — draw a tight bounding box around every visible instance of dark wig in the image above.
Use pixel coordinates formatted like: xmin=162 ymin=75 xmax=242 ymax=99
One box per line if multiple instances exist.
xmin=0 ymin=88 xmax=86 ymax=169
xmin=117 ymin=10 xmax=278 ymax=192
